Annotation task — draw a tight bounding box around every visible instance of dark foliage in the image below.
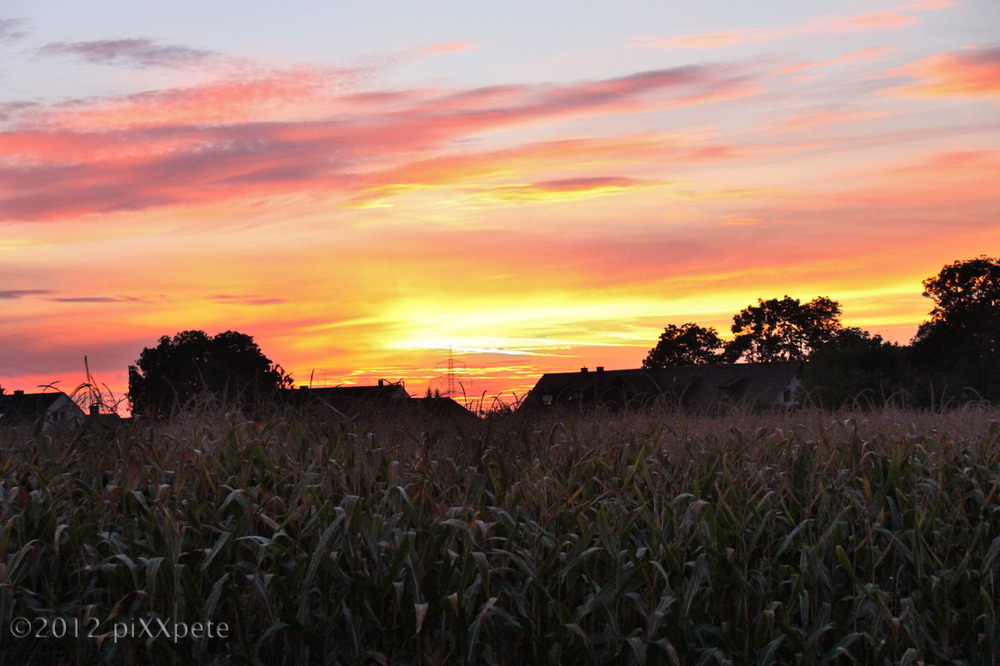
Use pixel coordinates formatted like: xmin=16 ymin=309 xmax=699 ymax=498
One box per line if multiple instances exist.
xmin=643 ymin=323 xmax=724 ymax=368
xmin=641 ymin=256 xmax=998 ymax=406
xmin=802 ymin=328 xmax=909 ymax=408
xmin=726 ymin=295 xmax=842 ymax=362
xmin=910 ymin=255 xmax=1000 ymax=402
xmin=128 ymin=330 xmax=291 ymax=418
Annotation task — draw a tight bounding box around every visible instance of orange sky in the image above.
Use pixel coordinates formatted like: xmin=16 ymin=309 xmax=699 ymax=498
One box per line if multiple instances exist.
xmin=1 ymin=1 xmax=998 ymax=411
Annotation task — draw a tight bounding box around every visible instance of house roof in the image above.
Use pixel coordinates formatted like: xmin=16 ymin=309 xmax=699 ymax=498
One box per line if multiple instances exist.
xmin=646 ymin=362 xmax=802 ymax=408
xmin=278 ymin=383 xmax=478 ymax=421
xmin=281 ymin=383 xmax=407 ymax=402
xmin=523 ymin=362 xmax=802 ymax=411
xmin=0 ymin=391 xmax=81 ymax=426
xmin=408 ymin=397 xmax=477 ymax=420
xmin=278 ymin=382 xmax=410 ymax=418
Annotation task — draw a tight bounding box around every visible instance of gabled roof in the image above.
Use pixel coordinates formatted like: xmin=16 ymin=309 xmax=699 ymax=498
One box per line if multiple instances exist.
xmin=408 ymin=397 xmax=477 ymax=420
xmin=645 ymin=362 xmax=801 ymax=408
xmin=278 ymin=383 xmax=480 ymax=421
xmin=278 ymin=382 xmax=410 ymax=418
xmin=523 ymin=362 xmax=802 ymax=411
xmin=0 ymin=391 xmax=84 ymax=426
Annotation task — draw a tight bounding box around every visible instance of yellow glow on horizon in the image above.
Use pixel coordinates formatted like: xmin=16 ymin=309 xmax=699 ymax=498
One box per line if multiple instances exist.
xmin=2 ymin=5 xmax=996 ymax=409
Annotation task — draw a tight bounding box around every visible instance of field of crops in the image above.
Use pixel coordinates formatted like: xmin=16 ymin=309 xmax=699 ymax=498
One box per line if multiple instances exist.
xmin=1 ymin=405 xmax=997 ymax=664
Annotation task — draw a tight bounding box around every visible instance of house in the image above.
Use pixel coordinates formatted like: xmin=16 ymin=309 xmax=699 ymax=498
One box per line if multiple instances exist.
xmin=407 ymin=396 xmax=479 ymax=421
xmin=279 ymin=380 xmax=412 ymax=419
xmin=522 ymin=362 xmax=803 ymax=412
xmin=0 ymin=390 xmax=87 ymax=428
xmin=278 ymin=380 xmax=478 ymax=421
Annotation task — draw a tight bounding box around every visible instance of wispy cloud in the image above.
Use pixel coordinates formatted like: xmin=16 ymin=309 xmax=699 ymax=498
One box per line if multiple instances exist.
xmin=38 ymin=66 xmax=354 ymax=129
xmin=472 ymin=176 xmax=655 ymax=203
xmin=633 ymin=29 xmax=766 ymax=51
xmin=765 ymin=108 xmax=886 ymax=135
xmin=417 ymin=41 xmax=478 ymax=56
xmin=903 ymin=1 xmax=957 ymax=10
xmin=344 ymin=132 xmax=746 ymax=208
xmin=49 ymin=295 xmax=141 ymax=303
xmin=884 ymin=149 xmax=1000 ymax=176
xmin=36 ymin=38 xmax=214 ymax=68
xmin=772 ymin=46 xmax=898 ymax=78
xmin=886 ymin=46 xmax=1000 ymax=98
xmin=0 ymin=18 xmax=29 ymax=44
xmin=0 ymin=62 xmax=755 ymax=222
xmin=0 ymin=289 xmax=50 ymax=299
xmin=0 ymin=101 xmax=39 ymax=123
xmin=633 ymin=4 xmax=946 ymax=50
xmin=211 ymin=294 xmax=289 ymax=306
xmin=825 ymin=10 xmax=915 ymax=32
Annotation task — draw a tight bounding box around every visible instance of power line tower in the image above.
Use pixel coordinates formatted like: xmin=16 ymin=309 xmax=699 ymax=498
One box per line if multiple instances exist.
xmin=435 ymin=346 xmax=467 ymax=398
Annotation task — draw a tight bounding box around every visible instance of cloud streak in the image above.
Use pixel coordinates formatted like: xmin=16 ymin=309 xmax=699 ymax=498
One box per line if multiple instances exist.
xmin=49 ymin=296 xmax=141 ymax=303
xmin=36 ymin=38 xmax=214 ymax=68
xmin=0 ymin=62 xmax=755 ymax=222
xmin=0 ymin=18 xmax=28 ymax=44
xmin=211 ymin=294 xmax=289 ymax=306
xmin=887 ymin=46 xmax=1000 ymax=99
xmin=472 ymin=176 xmax=656 ymax=203
xmin=633 ymin=4 xmax=946 ymax=50
xmin=0 ymin=289 xmax=50 ymax=299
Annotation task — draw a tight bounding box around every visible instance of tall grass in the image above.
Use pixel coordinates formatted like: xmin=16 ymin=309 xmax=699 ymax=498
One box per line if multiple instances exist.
xmin=0 ymin=404 xmax=997 ymax=664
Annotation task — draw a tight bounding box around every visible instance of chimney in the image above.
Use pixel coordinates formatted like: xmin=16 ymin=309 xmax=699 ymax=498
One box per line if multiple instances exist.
xmin=89 ymin=404 xmax=100 ymax=417
xmin=378 ymin=379 xmax=384 ymax=386
xmin=13 ymin=390 xmax=24 ymax=397
xmin=580 ymin=367 xmax=588 ymax=373
xmin=597 ymin=366 xmax=605 ymax=373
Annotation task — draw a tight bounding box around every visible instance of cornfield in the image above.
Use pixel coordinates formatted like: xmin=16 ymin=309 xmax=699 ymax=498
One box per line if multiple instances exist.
xmin=0 ymin=405 xmax=997 ymax=664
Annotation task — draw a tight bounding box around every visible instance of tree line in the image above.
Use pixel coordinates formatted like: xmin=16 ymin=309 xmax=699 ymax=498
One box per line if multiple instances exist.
xmin=643 ymin=256 xmax=1000 ymax=407
xmin=125 ymin=256 xmax=998 ymax=416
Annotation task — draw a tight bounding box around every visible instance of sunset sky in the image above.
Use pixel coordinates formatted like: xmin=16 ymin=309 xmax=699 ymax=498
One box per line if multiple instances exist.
xmin=2 ymin=1 xmax=998 ymax=410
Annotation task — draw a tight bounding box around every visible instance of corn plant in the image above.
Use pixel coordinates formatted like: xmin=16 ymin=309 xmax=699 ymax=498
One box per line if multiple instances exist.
xmin=0 ymin=404 xmax=996 ymax=664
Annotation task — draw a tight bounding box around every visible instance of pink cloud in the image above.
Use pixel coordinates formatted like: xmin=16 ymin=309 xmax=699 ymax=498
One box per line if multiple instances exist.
xmin=886 ymin=47 xmax=1000 ymax=98
xmin=39 ymin=66 xmax=354 ymax=129
xmin=823 ymin=10 xmax=916 ymax=32
xmin=904 ymin=1 xmax=957 ymax=9
xmin=471 ymin=177 xmax=655 ymax=203
xmin=765 ymin=108 xmax=886 ymax=135
xmin=419 ymin=41 xmax=478 ymax=55
xmin=634 ymin=5 xmax=942 ymax=50
xmin=0 ymin=63 xmax=755 ymax=221
xmin=632 ymin=30 xmax=768 ymax=50
xmin=885 ymin=149 xmax=1000 ymax=175
xmin=344 ymin=133 xmax=748 ymax=208
xmin=772 ymin=46 xmax=897 ymax=77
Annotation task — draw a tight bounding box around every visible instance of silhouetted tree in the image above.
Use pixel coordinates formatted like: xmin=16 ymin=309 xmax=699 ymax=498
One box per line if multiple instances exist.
xmin=803 ymin=327 xmax=909 ymax=408
xmin=643 ymin=323 xmax=724 ymax=368
xmin=910 ymin=256 xmax=1000 ymax=401
xmin=726 ymin=296 xmax=842 ymax=362
xmin=128 ymin=330 xmax=291 ymax=418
